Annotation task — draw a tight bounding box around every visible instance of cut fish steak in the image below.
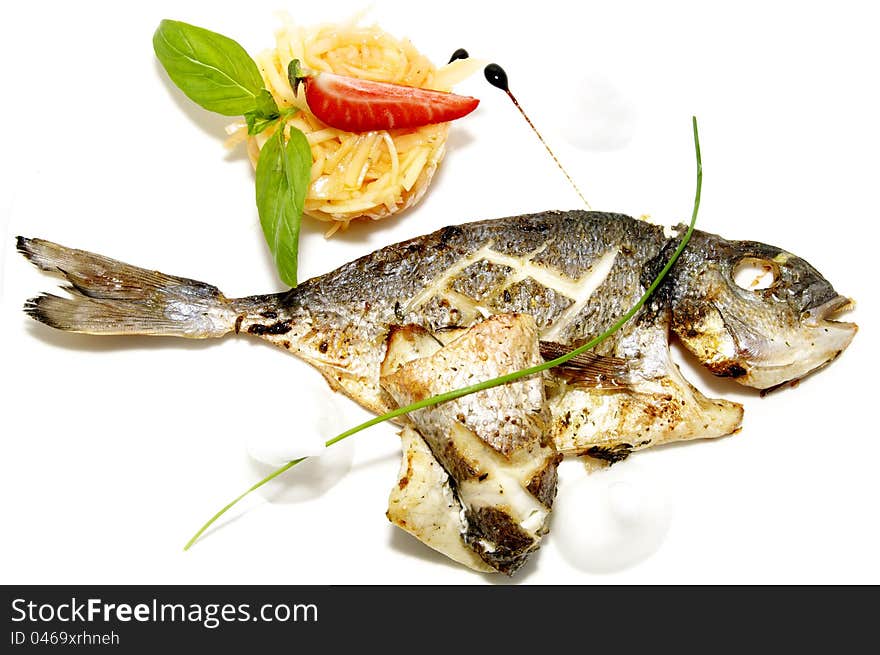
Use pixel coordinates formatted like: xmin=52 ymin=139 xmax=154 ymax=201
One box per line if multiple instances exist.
xmin=382 ymin=314 xmax=560 ymax=574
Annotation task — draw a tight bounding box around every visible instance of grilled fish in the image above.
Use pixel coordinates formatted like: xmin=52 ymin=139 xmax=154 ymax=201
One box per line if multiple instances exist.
xmin=18 ymin=210 xmax=856 ymax=462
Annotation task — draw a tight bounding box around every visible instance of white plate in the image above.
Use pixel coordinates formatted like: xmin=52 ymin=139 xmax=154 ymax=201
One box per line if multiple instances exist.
xmin=1 ymin=0 xmax=877 ymax=584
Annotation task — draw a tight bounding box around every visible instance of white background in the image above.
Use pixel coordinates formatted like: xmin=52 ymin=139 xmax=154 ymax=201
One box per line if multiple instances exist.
xmin=1 ymin=0 xmax=877 ymax=584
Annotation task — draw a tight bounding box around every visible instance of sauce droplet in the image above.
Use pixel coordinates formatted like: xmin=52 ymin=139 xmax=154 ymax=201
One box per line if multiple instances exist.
xmin=483 ymin=63 xmax=590 ymax=209
xmin=483 ymin=63 xmax=508 ymax=91
xmin=448 ymin=48 xmax=470 ymax=63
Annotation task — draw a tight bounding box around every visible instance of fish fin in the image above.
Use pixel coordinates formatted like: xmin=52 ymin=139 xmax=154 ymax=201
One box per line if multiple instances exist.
xmin=539 ymin=340 xmax=631 ymax=387
xmin=18 ymin=237 xmax=237 ymax=338
xmin=580 ymin=443 xmax=634 ymax=465
xmin=548 ymin=320 xmax=744 ymax=457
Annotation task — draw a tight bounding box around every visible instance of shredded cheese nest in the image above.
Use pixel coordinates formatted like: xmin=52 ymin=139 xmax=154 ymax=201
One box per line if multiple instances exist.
xmin=226 ymin=16 xmax=480 ymax=237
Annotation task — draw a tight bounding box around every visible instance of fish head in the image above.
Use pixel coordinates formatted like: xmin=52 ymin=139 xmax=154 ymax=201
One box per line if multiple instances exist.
xmin=670 ymin=233 xmax=856 ymax=390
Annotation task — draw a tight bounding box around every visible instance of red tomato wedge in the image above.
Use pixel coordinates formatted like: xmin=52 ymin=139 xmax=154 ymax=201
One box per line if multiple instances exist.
xmin=303 ymin=72 xmax=479 ymax=132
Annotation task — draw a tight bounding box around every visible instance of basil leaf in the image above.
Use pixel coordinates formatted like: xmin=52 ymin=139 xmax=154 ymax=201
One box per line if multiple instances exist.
xmin=245 ymin=113 xmax=277 ymax=136
xmin=245 ymin=90 xmax=283 ymax=135
xmin=153 ymin=19 xmax=268 ymax=116
xmin=255 ymin=127 xmax=312 ymax=287
xmin=254 ymin=89 xmax=279 ymax=119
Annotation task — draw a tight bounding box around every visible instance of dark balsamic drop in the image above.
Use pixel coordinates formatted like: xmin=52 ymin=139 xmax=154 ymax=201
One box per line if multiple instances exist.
xmin=448 ymin=48 xmax=470 ymax=63
xmin=483 ymin=62 xmax=589 ymax=208
xmin=483 ymin=63 xmax=509 ymax=92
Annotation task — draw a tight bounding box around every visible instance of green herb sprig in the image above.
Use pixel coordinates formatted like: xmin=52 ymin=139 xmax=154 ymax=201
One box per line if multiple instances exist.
xmin=153 ymin=19 xmax=279 ymax=129
xmin=183 ymin=117 xmax=705 ymax=552
xmin=153 ymin=19 xmax=309 ymax=287
xmin=255 ymin=127 xmax=311 ymax=288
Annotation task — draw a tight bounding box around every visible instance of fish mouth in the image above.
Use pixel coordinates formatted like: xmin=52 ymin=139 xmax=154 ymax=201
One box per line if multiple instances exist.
xmin=745 ymin=294 xmax=857 ymax=392
xmin=806 ymin=295 xmax=857 ymax=329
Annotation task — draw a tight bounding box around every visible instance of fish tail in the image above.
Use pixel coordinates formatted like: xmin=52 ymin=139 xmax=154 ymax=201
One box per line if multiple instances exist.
xmin=18 ymin=236 xmax=240 ymax=338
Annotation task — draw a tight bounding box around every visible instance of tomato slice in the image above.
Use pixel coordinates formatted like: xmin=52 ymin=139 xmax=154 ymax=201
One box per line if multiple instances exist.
xmin=303 ymin=72 xmax=479 ymax=132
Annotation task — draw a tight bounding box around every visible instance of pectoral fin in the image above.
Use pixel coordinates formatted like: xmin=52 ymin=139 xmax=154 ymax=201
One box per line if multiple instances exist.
xmin=539 ymin=341 xmax=631 ymax=388
xmin=546 ymin=321 xmax=743 ymax=462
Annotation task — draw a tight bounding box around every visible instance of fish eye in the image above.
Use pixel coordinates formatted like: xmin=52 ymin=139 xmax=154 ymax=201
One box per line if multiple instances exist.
xmin=733 ymin=257 xmax=779 ymax=291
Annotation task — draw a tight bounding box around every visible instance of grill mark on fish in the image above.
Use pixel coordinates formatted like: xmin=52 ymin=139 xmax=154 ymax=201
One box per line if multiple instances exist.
xmin=247 ymin=320 xmax=292 ymax=336
xmin=526 ymin=453 xmax=563 ymax=506
xmin=540 ymin=248 xmax=619 ymax=340
xmin=466 ymin=506 xmax=535 ymax=572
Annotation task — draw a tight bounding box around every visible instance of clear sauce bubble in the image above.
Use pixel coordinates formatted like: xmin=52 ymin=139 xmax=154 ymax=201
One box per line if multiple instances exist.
xmin=244 ymin=387 xmax=355 ymax=504
xmin=560 ymin=74 xmax=636 ymax=152
xmin=552 ymin=461 xmax=673 ymax=573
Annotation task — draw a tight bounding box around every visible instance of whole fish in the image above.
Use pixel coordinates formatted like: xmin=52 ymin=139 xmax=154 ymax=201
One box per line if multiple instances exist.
xmin=18 ymin=210 xmax=856 ymax=462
